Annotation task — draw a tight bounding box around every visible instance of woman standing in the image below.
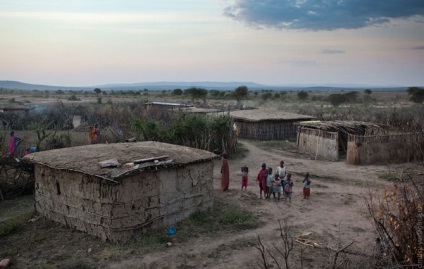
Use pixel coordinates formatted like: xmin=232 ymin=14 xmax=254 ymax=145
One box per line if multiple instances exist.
xmin=220 ymin=152 xmax=230 ymax=191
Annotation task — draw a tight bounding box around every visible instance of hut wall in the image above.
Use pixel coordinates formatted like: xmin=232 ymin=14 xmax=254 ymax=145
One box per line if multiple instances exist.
xmin=34 ymin=166 xmax=114 ymax=241
xmin=235 ymin=120 xmax=298 ymax=140
xmin=34 ymin=161 xmax=214 ymax=242
xmin=297 ymin=128 xmax=339 ymax=161
xmin=347 ymin=132 xmax=424 ymax=165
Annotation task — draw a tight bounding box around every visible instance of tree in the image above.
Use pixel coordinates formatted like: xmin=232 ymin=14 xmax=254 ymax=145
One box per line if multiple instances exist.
xmin=328 ymin=94 xmax=346 ymax=107
xmin=94 ymin=88 xmax=102 ymax=96
xmin=261 ymin=92 xmax=272 ymax=100
xmin=297 ymin=90 xmax=308 ymax=100
xmin=344 ymin=91 xmax=358 ymax=103
xmin=232 ymin=85 xmax=249 ymax=105
xmin=184 ymin=87 xmax=208 ymax=103
xmin=209 ymin=90 xmax=220 ymax=97
xmin=407 ymin=87 xmax=424 ymax=103
xmin=172 ymin=89 xmax=183 ymax=96
xmin=364 ymin=89 xmax=372 ymax=95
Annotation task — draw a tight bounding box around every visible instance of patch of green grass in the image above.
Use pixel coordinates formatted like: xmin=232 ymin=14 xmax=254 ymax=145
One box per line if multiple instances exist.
xmin=0 ymin=210 xmax=34 ymax=238
xmin=189 ymin=210 xmax=212 ymax=224
xmin=126 ymin=200 xmax=259 ymax=254
xmin=378 ymin=171 xmax=412 ymax=182
xmin=220 ymin=209 xmax=251 ymax=224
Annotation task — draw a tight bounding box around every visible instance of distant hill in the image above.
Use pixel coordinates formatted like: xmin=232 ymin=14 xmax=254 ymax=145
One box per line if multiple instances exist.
xmin=0 ymin=81 xmax=88 ymax=91
xmin=0 ymin=80 xmax=410 ymax=92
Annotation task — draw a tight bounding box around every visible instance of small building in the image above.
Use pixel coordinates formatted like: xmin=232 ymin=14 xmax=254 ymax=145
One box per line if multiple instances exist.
xmin=24 ymin=141 xmax=217 ymax=242
xmin=230 ymin=109 xmax=315 ymax=140
xmin=296 ymin=120 xmax=385 ymax=161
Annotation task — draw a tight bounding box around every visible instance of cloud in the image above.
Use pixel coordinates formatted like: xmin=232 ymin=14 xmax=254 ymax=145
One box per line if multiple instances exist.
xmin=411 ymin=46 xmax=424 ymax=50
xmin=224 ymin=0 xmax=424 ymax=31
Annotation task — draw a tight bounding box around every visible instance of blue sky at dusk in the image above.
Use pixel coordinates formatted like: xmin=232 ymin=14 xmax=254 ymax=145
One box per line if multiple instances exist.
xmin=1 ymin=0 xmax=423 ymax=87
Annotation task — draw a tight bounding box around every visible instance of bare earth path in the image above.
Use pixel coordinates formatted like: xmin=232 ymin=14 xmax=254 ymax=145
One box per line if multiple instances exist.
xmin=107 ymin=140 xmax=401 ymax=269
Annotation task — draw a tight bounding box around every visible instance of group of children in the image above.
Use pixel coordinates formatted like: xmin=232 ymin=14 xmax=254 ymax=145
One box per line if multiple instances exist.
xmin=241 ymin=160 xmax=311 ymax=202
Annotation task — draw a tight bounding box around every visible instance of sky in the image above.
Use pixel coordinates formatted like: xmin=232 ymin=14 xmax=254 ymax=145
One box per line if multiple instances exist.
xmin=0 ymin=0 xmax=423 ymax=87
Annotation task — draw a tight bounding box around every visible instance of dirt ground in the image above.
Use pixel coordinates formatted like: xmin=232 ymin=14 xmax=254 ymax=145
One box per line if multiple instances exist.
xmin=1 ymin=139 xmax=422 ymax=268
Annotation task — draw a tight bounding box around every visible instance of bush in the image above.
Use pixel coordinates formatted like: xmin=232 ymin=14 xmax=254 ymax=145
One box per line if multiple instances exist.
xmin=297 ymin=90 xmax=308 ymax=100
xmin=68 ymin=94 xmax=79 ymax=101
xmin=368 ymin=183 xmax=423 ymax=267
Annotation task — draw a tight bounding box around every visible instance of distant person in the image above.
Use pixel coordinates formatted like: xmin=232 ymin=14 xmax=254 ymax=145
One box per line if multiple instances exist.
xmin=89 ymin=124 xmax=100 ymax=144
xmin=9 ymin=131 xmax=21 ymax=157
xmin=241 ymin=165 xmax=249 ymax=191
xmin=283 ymin=173 xmax=294 ymax=203
xmin=303 ymin=172 xmax=311 ymax=199
xmin=220 ymin=152 xmax=230 ymax=192
xmin=276 ymin=160 xmax=287 ymax=181
xmin=256 ymin=163 xmax=268 ymax=199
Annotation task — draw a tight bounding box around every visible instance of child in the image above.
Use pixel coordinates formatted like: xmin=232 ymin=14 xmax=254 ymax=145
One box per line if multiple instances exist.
xmin=272 ymin=173 xmax=281 ymax=201
xmin=283 ymin=173 xmax=294 ymax=203
xmin=266 ymin=167 xmax=274 ymax=199
xmin=303 ymin=172 xmax=311 ymax=199
xmin=256 ymin=163 xmax=268 ymax=199
xmin=241 ymin=166 xmax=249 ymax=191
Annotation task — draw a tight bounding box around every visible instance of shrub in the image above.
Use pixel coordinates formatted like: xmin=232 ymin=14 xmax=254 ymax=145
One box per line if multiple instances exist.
xmin=368 ymin=183 xmax=423 ymax=267
xmin=407 ymin=87 xmax=424 ymax=103
xmin=68 ymin=94 xmax=79 ymax=101
xmin=297 ymin=90 xmax=309 ymax=100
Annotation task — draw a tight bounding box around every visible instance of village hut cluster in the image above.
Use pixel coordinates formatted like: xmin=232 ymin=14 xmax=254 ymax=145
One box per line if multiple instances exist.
xmin=24 ymin=141 xmax=217 ymax=242
xmin=18 ymin=103 xmax=424 ymax=243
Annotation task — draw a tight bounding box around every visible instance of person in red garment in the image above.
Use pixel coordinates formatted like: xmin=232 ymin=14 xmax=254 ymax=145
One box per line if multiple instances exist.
xmin=256 ymin=163 xmax=268 ymax=199
xmin=220 ymin=152 xmax=230 ymax=191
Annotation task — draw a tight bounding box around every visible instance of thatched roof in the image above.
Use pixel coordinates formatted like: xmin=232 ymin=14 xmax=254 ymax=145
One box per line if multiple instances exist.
xmin=230 ymin=109 xmax=315 ymax=122
xmin=23 ymin=141 xmax=218 ymax=182
xmin=297 ymin=120 xmax=384 ymax=134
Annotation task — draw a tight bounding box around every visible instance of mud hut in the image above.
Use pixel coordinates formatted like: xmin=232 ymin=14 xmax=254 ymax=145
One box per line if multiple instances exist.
xmin=296 ymin=120 xmax=385 ymax=161
xmin=23 ymin=141 xmax=217 ymax=242
xmin=230 ymin=109 xmax=315 ymax=140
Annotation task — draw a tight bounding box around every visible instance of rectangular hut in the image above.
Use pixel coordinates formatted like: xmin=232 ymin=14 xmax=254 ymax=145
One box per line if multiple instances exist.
xmin=230 ymin=109 xmax=316 ymax=141
xmin=23 ymin=141 xmax=217 ymax=242
xmin=296 ymin=121 xmax=385 ymax=161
